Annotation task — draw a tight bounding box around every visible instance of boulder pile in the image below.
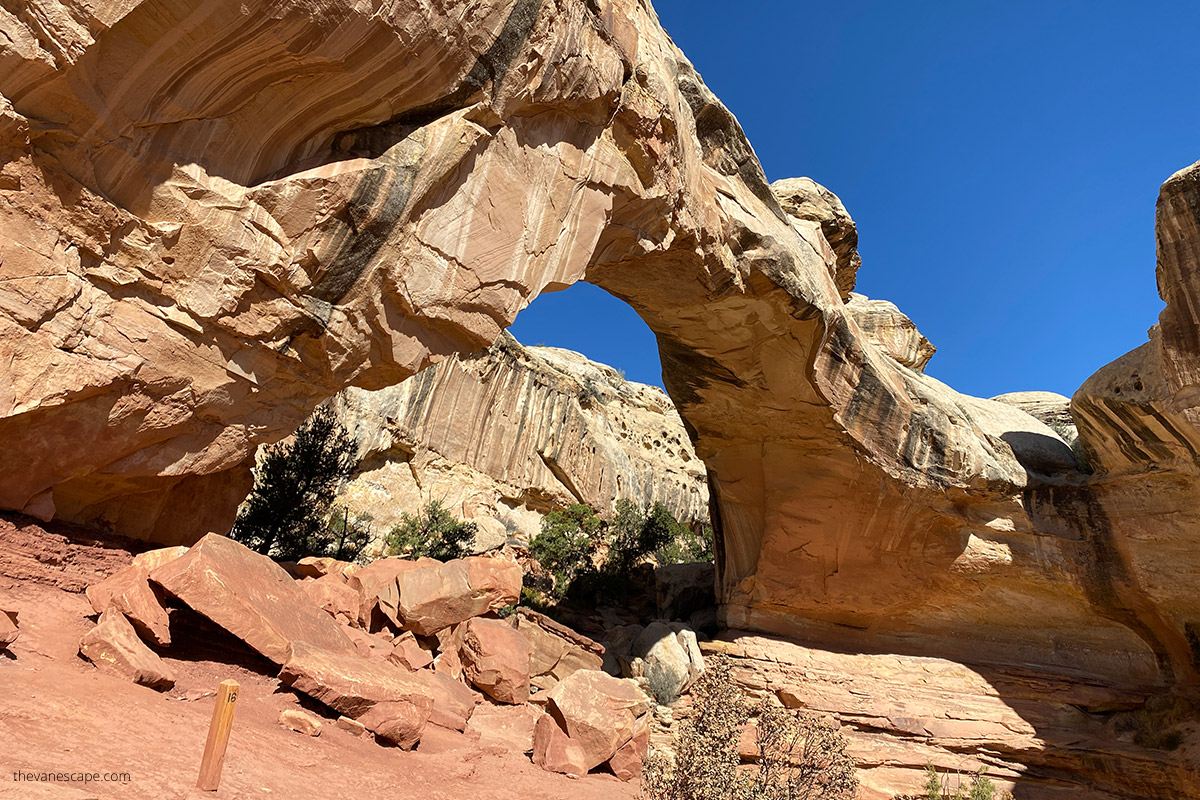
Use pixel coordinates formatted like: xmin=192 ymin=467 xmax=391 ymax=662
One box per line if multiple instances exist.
xmin=76 ymin=533 xmax=651 ymax=779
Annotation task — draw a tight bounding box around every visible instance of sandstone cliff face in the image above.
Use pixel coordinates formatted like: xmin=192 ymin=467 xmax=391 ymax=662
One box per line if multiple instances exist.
xmin=3 ymin=2 xmax=1200 ymax=795
xmin=333 ymin=333 xmax=708 ymax=547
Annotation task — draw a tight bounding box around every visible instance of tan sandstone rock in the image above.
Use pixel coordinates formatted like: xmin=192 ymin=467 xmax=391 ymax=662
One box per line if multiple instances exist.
xmin=333 ymin=333 xmax=710 ymax=546
xmin=79 ymin=610 xmax=174 ymax=691
xmin=149 ymin=533 xmax=356 ymax=664
xmin=279 ymin=708 xmax=323 ymax=737
xmin=458 ymin=617 xmax=533 ymax=704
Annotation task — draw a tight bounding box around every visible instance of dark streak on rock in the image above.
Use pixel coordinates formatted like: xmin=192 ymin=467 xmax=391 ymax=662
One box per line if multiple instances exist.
xmin=1028 ymin=483 xmax=1194 ymax=685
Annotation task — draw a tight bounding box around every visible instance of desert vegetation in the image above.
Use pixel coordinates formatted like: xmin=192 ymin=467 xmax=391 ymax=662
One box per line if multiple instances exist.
xmin=527 ymin=499 xmax=713 ymax=605
xmin=384 ymin=499 xmax=478 ymax=561
xmin=641 ymin=656 xmax=857 ymax=800
xmin=894 ymin=765 xmax=1013 ymax=800
xmin=231 ymin=406 xmax=365 ymax=562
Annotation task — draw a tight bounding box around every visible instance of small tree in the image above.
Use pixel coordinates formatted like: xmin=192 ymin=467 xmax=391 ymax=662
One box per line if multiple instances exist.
xmin=385 ymin=500 xmax=476 ymax=561
xmin=325 ymin=505 xmax=374 ymax=563
xmin=231 ymin=405 xmax=358 ymax=561
xmin=529 ymin=503 xmax=604 ymax=599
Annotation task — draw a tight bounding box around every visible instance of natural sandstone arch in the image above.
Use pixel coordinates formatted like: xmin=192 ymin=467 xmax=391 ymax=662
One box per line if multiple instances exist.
xmin=5 ymin=0 xmax=1200 ymax=729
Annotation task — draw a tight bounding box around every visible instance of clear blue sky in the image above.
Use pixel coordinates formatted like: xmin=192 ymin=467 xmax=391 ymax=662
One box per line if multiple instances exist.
xmin=510 ymin=1 xmax=1200 ymax=399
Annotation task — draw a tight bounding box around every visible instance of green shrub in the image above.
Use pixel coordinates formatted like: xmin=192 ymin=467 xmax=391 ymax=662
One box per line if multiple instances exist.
xmin=897 ymin=765 xmax=1012 ymax=800
xmin=231 ymin=405 xmax=358 ymax=562
xmin=529 ymin=503 xmax=604 ymax=599
xmin=656 ymin=523 xmax=714 ymax=565
xmin=644 ymin=659 xmax=682 ymax=707
xmin=385 ymin=500 xmax=476 ymax=561
xmin=324 ymin=505 xmax=374 ymax=563
xmin=641 ymin=655 xmax=858 ymax=800
xmin=530 ymin=500 xmax=713 ymax=603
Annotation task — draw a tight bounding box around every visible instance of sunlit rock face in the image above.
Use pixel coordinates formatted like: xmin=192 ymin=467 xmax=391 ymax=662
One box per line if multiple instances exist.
xmin=332 ymin=333 xmax=709 ymax=547
xmin=3 ymin=2 xmax=1200 ymax=794
xmin=1071 ymin=160 xmax=1200 ymax=693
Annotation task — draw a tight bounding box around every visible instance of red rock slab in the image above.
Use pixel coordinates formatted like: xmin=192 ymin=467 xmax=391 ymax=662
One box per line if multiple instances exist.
xmin=467 ymin=702 xmax=541 ymax=753
xmin=388 ymin=631 xmax=435 ymax=671
xmin=149 ymin=533 xmax=357 ymax=664
xmin=606 ymin=716 xmax=650 ymax=781
xmin=78 ymin=610 xmax=175 ymax=691
xmin=532 ymin=712 xmax=590 ymax=777
xmin=301 ymin=573 xmax=363 ymax=626
xmin=86 ymin=564 xmax=172 ymax=646
xmin=459 ymin=617 xmax=532 ymax=704
xmin=347 ymin=557 xmax=431 ymax=628
xmin=0 ymin=608 xmax=18 ymax=649
xmin=540 ymin=670 xmax=651 ymax=773
xmin=278 ymin=641 xmax=432 ymax=748
xmin=388 ymin=556 xmax=522 ymax=636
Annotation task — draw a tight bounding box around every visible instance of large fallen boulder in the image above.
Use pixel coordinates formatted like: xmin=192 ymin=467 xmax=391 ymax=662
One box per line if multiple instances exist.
xmin=629 ymin=621 xmax=705 ymax=700
xmin=458 ymin=618 xmax=532 ymax=704
xmin=367 ymin=556 xmax=522 ymax=636
xmin=300 ymin=573 xmax=362 ymax=626
xmin=79 ymin=610 xmax=175 ymax=691
xmin=347 ymin=557 xmax=429 ymax=629
xmin=86 ymin=565 xmax=172 ymax=647
xmin=278 ymin=642 xmax=433 ymax=748
xmin=532 ymin=670 xmax=651 ymax=777
xmin=149 ymin=534 xmax=357 ymax=664
xmin=513 ymin=608 xmax=604 ymax=692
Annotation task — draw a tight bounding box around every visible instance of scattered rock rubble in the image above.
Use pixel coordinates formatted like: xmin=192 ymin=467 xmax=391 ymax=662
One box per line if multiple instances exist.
xmin=70 ymin=533 xmax=658 ymax=780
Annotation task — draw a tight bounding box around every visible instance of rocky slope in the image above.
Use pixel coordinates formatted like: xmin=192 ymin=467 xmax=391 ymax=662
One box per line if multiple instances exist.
xmin=2 ymin=1 xmax=1200 ymax=795
xmin=332 ymin=333 xmax=709 ymax=548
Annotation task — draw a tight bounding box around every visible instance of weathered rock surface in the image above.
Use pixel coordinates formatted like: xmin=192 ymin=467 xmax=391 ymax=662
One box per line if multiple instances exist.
xmin=771 ymin=177 xmax=861 ymax=299
xmin=377 ymin=556 xmax=522 ymax=636
xmin=279 ymin=708 xmax=323 ymax=737
xmin=79 ymin=610 xmax=174 ymax=690
xmin=1 ymin=609 xmax=19 ymax=651
xmin=458 ymin=617 xmax=532 ymax=704
xmin=86 ymin=564 xmax=172 ymax=646
xmin=708 ymin=633 xmax=1198 ymax=800
xmin=4 ymin=1 xmax=1200 ymax=794
xmin=335 ymin=334 xmax=709 ymax=545
xmin=278 ymin=642 xmax=432 ymax=748
xmin=513 ymin=607 xmax=605 ymax=692
xmin=149 ymin=533 xmax=356 ymax=664
xmin=467 ymin=702 xmax=542 ymax=753
xmin=533 ymin=669 xmax=651 ymax=777
xmin=845 ymin=293 xmax=937 ymax=372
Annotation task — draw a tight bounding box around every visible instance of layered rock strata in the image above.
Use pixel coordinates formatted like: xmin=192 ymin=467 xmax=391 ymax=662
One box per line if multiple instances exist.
xmin=3 ymin=2 xmax=1200 ymax=795
xmin=333 ymin=334 xmax=709 ymax=544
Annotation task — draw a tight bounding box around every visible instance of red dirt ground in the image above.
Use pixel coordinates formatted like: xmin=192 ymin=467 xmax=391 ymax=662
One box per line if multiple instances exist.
xmin=0 ymin=513 xmax=639 ymax=800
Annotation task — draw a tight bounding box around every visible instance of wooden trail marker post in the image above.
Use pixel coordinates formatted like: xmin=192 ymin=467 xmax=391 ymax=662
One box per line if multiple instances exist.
xmin=197 ymin=679 xmax=240 ymax=791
